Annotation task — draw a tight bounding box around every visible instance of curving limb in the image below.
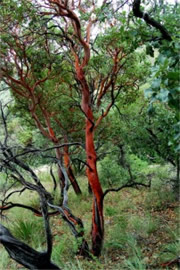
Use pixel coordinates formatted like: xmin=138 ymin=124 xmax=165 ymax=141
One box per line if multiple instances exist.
xmin=50 ymin=164 xmax=58 ymax=191
xmin=0 ymin=224 xmax=60 ymax=270
xmin=48 ymin=202 xmax=90 ymax=258
xmin=103 ymin=180 xmax=151 ymax=199
xmin=0 ymin=104 xmax=60 ymax=268
xmin=133 ymin=0 xmax=172 ymax=41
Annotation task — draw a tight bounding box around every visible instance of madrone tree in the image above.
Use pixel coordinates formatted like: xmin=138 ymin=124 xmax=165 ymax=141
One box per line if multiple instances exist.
xmin=0 ymin=1 xmax=82 ymax=196
xmin=0 ymin=0 xmax=176 ymax=267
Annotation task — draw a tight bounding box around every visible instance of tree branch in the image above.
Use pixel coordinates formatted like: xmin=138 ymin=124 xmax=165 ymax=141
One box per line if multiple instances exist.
xmin=103 ymin=180 xmax=151 ymax=199
xmin=0 ymin=202 xmax=58 ymax=217
xmin=133 ymin=0 xmax=172 ymax=41
xmin=0 ymin=224 xmax=60 ymax=270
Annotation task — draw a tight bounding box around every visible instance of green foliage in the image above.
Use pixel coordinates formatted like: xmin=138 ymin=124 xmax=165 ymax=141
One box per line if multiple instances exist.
xmin=99 ymin=155 xmax=129 ymax=187
xmin=0 ymin=249 xmax=10 ymax=270
xmin=145 ymin=40 xmax=180 ymax=113
xmin=52 ymin=235 xmax=70 ymax=265
xmin=128 ymin=154 xmax=149 ymax=172
xmin=144 ymin=4 xmax=180 ymax=151
xmin=166 ymin=226 xmax=179 ymax=242
xmin=112 ymin=96 xmax=177 ymax=167
xmin=105 ymin=224 xmax=130 ymax=250
xmin=99 ymin=151 xmax=149 ymax=188
xmin=144 ymin=166 xmax=176 ymax=210
xmin=123 ymin=251 xmax=146 ymax=270
xmin=0 ymin=1 xmax=179 ymax=269
xmin=0 ymin=173 xmax=13 ymax=192
xmin=105 ymin=206 xmax=118 ymax=217
xmin=106 ymin=229 xmax=148 ymax=269
xmin=8 ymin=117 xmax=33 ymax=146
xmin=159 ymin=242 xmax=180 ymax=264
xmin=130 ymin=2 xmax=180 ymax=152
xmin=9 ymin=215 xmax=45 ymax=248
xmin=63 ymin=260 xmax=84 ymax=270
xmin=128 ymin=214 xmax=159 ymax=237
xmin=63 ymin=258 xmax=102 ymax=270
xmin=145 ymin=189 xmax=175 ymax=211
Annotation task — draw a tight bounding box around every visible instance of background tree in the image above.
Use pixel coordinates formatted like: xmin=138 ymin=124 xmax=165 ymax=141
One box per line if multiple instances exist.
xmin=0 ymin=103 xmax=90 ymax=268
xmin=0 ymin=0 xmax=82 ymax=196
xmin=132 ymin=0 xmax=179 ymax=192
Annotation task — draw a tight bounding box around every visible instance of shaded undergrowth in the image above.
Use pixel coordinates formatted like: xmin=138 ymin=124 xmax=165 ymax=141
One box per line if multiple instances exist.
xmin=0 ymin=165 xmax=179 ymax=270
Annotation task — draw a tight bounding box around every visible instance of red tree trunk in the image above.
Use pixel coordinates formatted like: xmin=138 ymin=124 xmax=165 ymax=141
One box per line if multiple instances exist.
xmin=64 ymin=144 xmax=82 ymax=195
xmin=85 ymin=112 xmax=104 ymax=256
xmin=79 ymin=74 xmax=104 ymax=256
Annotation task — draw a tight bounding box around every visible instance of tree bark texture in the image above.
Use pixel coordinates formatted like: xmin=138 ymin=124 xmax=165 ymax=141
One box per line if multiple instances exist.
xmin=0 ymin=224 xmax=60 ymax=270
xmin=78 ymin=71 xmax=104 ymax=256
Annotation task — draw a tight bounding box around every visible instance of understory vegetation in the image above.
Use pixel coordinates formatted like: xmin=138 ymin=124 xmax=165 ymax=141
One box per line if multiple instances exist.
xmin=0 ymin=164 xmax=179 ymax=269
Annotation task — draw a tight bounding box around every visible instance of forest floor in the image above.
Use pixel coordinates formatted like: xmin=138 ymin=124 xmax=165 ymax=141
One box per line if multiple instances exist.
xmin=0 ymin=165 xmax=179 ymax=270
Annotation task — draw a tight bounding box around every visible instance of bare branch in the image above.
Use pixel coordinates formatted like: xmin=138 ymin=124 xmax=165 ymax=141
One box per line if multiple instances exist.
xmin=0 ymin=202 xmax=60 ymax=217
xmin=1 ymin=187 xmax=27 ymax=203
xmin=133 ymin=0 xmax=172 ymax=41
xmin=9 ymin=142 xmax=84 ymax=160
xmin=0 ymin=224 xmax=60 ymax=269
xmin=103 ymin=180 xmax=151 ymax=199
xmin=50 ymin=164 xmax=57 ymax=191
xmin=48 ymin=202 xmax=90 ymax=257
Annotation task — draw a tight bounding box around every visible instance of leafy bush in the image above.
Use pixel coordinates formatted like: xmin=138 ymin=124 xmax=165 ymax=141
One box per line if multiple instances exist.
xmin=99 ymin=156 xmax=129 ymax=187
xmin=99 ymin=153 xmax=149 ymax=188
xmin=128 ymin=154 xmax=149 ymax=172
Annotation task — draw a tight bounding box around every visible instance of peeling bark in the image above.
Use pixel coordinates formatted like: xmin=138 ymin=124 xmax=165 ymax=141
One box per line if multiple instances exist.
xmin=78 ymin=72 xmax=104 ymax=256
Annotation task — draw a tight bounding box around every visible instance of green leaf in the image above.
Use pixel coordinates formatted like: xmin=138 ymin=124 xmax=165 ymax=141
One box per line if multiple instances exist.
xmin=144 ymin=88 xmax=153 ymax=98
xmin=175 ymin=144 xmax=180 ymax=153
xmin=167 ymin=72 xmax=179 ymax=80
xmin=147 ymin=103 xmax=155 ymax=115
xmin=158 ymin=54 xmax=166 ymax=64
xmin=151 ymin=79 xmax=161 ymax=89
xmin=173 ymin=122 xmax=180 ymax=132
xmin=156 ymin=89 xmax=169 ymax=102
